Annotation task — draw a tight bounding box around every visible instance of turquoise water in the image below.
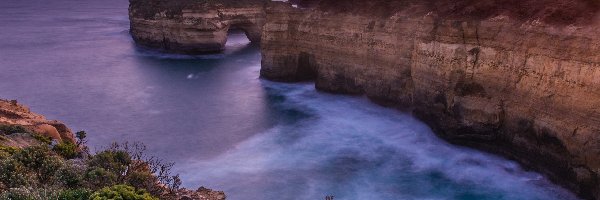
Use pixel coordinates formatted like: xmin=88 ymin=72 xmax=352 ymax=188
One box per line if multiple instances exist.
xmin=0 ymin=0 xmax=578 ymax=199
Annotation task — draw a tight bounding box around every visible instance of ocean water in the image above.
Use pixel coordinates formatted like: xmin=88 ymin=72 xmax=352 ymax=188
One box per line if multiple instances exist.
xmin=0 ymin=0 xmax=579 ymax=199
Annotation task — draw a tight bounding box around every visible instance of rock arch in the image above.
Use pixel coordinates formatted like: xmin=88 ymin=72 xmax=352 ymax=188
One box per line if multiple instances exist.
xmin=129 ymin=1 xmax=266 ymax=54
xmin=226 ymin=21 xmax=262 ymax=43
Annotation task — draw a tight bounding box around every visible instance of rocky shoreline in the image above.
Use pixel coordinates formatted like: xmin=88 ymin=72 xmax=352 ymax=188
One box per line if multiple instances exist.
xmin=128 ymin=0 xmax=600 ymax=199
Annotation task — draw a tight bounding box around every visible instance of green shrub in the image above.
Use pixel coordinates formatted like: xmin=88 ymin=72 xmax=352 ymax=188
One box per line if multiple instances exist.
xmin=125 ymin=170 xmax=156 ymax=191
xmin=88 ymin=150 xmax=131 ymax=175
xmin=57 ymin=188 xmax=93 ymax=200
xmin=53 ymin=141 xmax=79 ymax=159
xmin=0 ymin=187 xmax=59 ymax=200
xmin=0 ymin=187 xmax=91 ymax=200
xmin=13 ymin=146 xmax=52 ymax=169
xmin=84 ymin=167 xmax=119 ymax=189
xmin=0 ymin=146 xmax=66 ymax=187
xmin=0 ymin=125 xmax=30 ymax=135
xmin=0 ymin=143 xmax=181 ymax=200
xmin=32 ymin=133 xmax=52 ymax=145
xmin=13 ymin=146 xmax=64 ymax=184
xmin=0 ymin=158 xmax=31 ymax=188
xmin=36 ymin=154 xmax=64 ymax=185
xmin=0 ymin=146 xmax=19 ymax=159
xmin=56 ymin=163 xmax=84 ymax=188
xmin=90 ymin=185 xmax=158 ymax=200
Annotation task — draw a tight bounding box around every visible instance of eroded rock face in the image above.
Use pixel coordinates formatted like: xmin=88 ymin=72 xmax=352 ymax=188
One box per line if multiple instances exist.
xmin=0 ymin=99 xmax=75 ymax=144
xmin=129 ymin=0 xmax=267 ymax=53
xmin=260 ymin=1 xmax=600 ymax=199
xmin=128 ymin=0 xmax=600 ymax=198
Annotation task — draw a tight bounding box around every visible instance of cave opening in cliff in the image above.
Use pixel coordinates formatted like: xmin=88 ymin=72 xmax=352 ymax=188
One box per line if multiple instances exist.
xmin=225 ymin=28 xmax=252 ymax=47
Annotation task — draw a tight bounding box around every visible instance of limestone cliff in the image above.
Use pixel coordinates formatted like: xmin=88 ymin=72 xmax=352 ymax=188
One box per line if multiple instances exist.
xmin=129 ymin=0 xmax=600 ymax=199
xmin=129 ymin=0 xmax=266 ymax=53
xmin=261 ymin=1 xmax=600 ymax=199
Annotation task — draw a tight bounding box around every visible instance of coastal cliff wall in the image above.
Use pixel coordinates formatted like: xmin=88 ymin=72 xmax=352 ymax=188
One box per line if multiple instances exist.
xmin=129 ymin=0 xmax=266 ymax=53
xmin=129 ymin=0 xmax=600 ymax=199
xmin=260 ymin=1 xmax=600 ymax=199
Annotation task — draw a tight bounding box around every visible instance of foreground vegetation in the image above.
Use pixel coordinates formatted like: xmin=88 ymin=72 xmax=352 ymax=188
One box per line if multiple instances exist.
xmin=0 ymin=126 xmax=182 ymax=200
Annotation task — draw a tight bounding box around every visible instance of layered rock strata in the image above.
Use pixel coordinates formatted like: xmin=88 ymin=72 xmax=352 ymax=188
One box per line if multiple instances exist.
xmin=129 ymin=0 xmax=266 ymax=53
xmin=129 ymin=0 xmax=600 ymax=199
xmin=260 ymin=1 xmax=600 ymax=199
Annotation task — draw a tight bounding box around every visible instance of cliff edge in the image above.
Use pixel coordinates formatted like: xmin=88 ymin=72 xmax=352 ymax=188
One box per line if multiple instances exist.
xmin=0 ymin=99 xmax=226 ymax=200
xmin=261 ymin=0 xmax=600 ymax=199
xmin=0 ymin=99 xmax=75 ymax=146
xmin=129 ymin=0 xmax=600 ymax=199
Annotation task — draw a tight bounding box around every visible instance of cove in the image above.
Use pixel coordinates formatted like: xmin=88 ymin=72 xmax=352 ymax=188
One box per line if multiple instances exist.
xmin=0 ymin=0 xmax=579 ymax=199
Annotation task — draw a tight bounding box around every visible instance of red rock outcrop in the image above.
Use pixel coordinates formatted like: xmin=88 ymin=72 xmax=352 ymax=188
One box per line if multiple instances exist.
xmin=0 ymin=99 xmax=75 ymax=144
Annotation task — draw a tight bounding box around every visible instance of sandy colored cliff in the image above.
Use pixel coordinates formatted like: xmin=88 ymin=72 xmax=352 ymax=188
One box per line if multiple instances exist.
xmin=129 ymin=0 xmax=266 ymax=53
xmin=129 ymin=0 xmax=600 ymax=199
xmin=260 ymin=1 xmax=600 ymax=199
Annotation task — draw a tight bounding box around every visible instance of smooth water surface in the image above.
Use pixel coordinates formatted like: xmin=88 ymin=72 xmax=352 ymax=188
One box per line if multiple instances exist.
xmin=0 ymin=0 xmax=578 ymax=199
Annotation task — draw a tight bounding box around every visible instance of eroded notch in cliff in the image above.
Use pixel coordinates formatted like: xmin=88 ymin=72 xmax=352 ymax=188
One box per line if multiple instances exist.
xmin=296 ymin=52 xmax=318 ymax=80
xmin=228 ymin=22 xmax=263 ymax=44
xmin=226 ymin=28 xmax=252 ymax=46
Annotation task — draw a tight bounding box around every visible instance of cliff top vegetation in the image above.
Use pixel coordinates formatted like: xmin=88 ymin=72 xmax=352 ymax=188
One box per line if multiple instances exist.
xmin=314 ymin=0 xmax=599 ymax=25
xmin=129 ymin=0 xmax=267 ymax=19
xmin=0 ymin=126 xmax=194 ymax=200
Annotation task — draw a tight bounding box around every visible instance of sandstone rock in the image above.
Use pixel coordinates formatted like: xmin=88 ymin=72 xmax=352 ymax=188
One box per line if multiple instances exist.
xmin=259 ymin=1 xmax=600 ymax=199
xmin=31 ymin=124 xmax=62 ymax=142
xmin=128 ymin=0 xmax=600 ymax=199
xmin=0 ymin=99 xmax=76 ymax=144
xmin=129 ymin=0 xmax=267 ymax=53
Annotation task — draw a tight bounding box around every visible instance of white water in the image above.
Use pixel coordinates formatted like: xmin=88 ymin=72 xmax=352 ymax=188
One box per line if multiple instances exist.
xmin=179 ymin=78 xmax=577 ymax=200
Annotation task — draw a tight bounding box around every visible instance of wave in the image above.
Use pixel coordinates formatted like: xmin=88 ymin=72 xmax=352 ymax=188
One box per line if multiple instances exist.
xmin=176 ymin=81 xmax=578 ymax=200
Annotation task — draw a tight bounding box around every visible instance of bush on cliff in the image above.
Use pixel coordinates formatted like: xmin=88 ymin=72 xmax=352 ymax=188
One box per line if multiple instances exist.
xmin=0 ymin=125 xmax=29 ymax=135
xmin=90 ymin=185 xmax=158 ymax=200
xmin=0 ymin=145 xmax=65 ymax=188
xmin=0 ymin=187 xmax=93 ymax=200
xmin=0 ymin=146 xmax=18 ymax=159
xmin=0 ymin=140 xmax=181 ymax=199
xmin=53 ymin=141 xmax=79 ymax=159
